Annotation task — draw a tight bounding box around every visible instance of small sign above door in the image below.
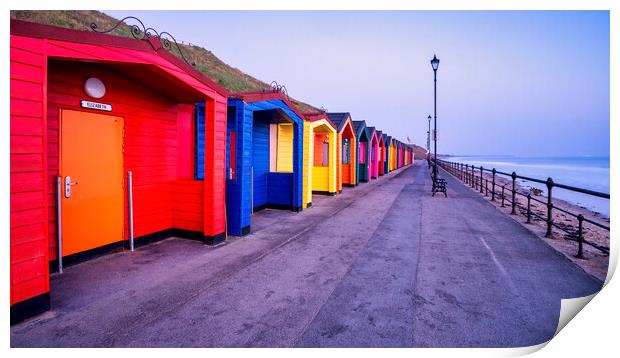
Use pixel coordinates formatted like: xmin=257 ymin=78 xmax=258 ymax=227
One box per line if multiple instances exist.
xmin=80 ymin=100 xmax=112 ymax=112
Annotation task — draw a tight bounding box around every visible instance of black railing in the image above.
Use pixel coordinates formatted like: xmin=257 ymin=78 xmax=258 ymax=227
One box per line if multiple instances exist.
xmin=435 ymin=159 xmax=609 ymax=258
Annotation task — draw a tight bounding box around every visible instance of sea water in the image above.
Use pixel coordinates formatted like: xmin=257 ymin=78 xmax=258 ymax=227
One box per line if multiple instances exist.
xmin=446 ymin=155 xmax=610 ymax=217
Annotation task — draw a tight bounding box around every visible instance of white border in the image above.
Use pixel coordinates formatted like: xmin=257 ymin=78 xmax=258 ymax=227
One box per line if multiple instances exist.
xmin=3 ymin=1 xmax=616 ymax=356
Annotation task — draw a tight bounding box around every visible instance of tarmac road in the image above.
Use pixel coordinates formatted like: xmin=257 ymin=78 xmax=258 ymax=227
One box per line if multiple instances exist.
xmin=10 ymin=162 xmax=603 ymax=347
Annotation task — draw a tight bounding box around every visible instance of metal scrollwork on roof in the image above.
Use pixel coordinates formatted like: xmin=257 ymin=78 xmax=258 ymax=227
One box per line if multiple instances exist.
xmin=90 ymin=16 xmax=194 ymax=67
xmin=269 ymin=81 xmax=289 ymax=98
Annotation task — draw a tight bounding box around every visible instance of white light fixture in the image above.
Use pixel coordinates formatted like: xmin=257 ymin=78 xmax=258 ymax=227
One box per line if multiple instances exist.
xmin=83 ymin=77 xmax=106 ymax=99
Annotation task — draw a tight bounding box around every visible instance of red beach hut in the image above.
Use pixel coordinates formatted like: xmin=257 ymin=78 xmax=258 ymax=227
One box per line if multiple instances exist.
xmin=366 ymin=126 xmax=380 ymax=179
xmin=10 ymin=20 xmax=228 ymax=322
xmin=376 ymin=131 xmax=385 ymax=176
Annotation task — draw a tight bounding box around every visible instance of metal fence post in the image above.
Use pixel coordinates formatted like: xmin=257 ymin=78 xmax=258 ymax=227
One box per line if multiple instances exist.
xmin=545 ymin=177 xmax=554 ymax=237
xmin=56 ymin=176 xmax=63 ymax=274
xmin=473 ymin=166 xmax=477 ymax=189
xmin=471 ymin=170 xmax=478 ymax=191
xmin=511 ymin=171 xmax=517 ymax=215
xmin=128 ymin=171 xmax=134 ymax=252
xmin=464 ymin=164 xmax=468 ymax=184
xmin=475 ymin=169 xmax=478 ymax=190
xmin=480 ymin=166 xmax=484 ymax=193
xmin=485 ymin=179 xmax=488 ymax=196
xmin=501 ymin=185 xmax=505 ymax=207
xmin=527 ymin=194 xmax=532 ymax=223
xmin=465 ymin=164 xmax=467 ymax=183
xmin=491 ymin=168 xmax=496 ymax=201
xmin=576 ymin=214 xmax=584 ymax=259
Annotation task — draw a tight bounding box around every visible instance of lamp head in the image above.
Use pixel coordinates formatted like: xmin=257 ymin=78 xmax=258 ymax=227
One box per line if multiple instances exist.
xmin=431 ymin=54 xmax=440 ymax=71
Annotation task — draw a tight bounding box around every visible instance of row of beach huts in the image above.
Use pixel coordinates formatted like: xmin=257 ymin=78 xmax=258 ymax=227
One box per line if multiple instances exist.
xmin=9 ymin=20 xmax=415 ymax=322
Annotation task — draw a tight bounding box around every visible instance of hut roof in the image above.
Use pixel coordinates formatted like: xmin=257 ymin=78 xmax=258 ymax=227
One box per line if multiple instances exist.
xmin=326 ymin=112 xmax=353 ymax=132
xmin=352 ymin=120 xmax=366 ymax=133
xmin=367 ymin=126 xmax=377 ymax=139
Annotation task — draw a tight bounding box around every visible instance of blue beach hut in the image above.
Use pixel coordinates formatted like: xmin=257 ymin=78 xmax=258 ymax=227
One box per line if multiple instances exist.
xmin=198 ymin=89 xmax=304 ymax=236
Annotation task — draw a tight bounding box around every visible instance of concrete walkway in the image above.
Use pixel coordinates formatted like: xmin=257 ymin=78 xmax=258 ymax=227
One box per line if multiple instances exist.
xmin=10 ymin=162 xmax=602 ymax=347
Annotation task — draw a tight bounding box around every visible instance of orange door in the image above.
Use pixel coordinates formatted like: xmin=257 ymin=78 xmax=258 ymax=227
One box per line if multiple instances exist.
xmin=60 ymin=109 xmax=124 ymax=256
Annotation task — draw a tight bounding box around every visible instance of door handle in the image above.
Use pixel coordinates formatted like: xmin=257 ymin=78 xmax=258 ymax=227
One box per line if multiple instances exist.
xmin=64 ymin=176 xmax=78 ymax=198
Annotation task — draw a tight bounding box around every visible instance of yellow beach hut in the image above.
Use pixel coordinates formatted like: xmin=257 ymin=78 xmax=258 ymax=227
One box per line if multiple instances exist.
xmin=302 ymin=112 xmax=338 ymax=208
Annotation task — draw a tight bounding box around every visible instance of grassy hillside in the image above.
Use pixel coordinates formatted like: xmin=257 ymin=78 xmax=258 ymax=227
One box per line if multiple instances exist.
xmin=11 ymin=10 xmax=423 ymax=148
xmin=10 ymin=10 xmax=318 ymax=113
xmin=412 ymin=145 xmax=428 ymax=160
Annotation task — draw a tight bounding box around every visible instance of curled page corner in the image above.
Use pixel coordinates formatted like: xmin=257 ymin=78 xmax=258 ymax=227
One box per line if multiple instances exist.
xmin=554 ymin=293 xmax=597 ymax=337
xmin=507 ymin=342 xmax=549 ymax=356
xmin=546 ymin=241 xmax=617 ymax=346
xmin=529 ymin=248 xmax=615 ymax=354
xmin=518 ymin=294 xmax=600 ymax=356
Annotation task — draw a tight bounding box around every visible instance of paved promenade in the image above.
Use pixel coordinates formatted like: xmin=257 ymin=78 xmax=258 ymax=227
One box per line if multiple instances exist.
xmin=11 ymin=162 xmax=602 ymax=347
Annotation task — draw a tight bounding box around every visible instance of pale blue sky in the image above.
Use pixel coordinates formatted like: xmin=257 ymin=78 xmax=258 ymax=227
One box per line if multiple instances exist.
xmin=105 ymin=10 xmax=610 ymax=156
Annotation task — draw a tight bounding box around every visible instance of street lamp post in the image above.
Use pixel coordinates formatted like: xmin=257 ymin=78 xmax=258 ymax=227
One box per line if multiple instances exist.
xmin=427 ymin=114 xmax=431 ymax=168
xmin=431 ymin=54 xmax=440 ymax=179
